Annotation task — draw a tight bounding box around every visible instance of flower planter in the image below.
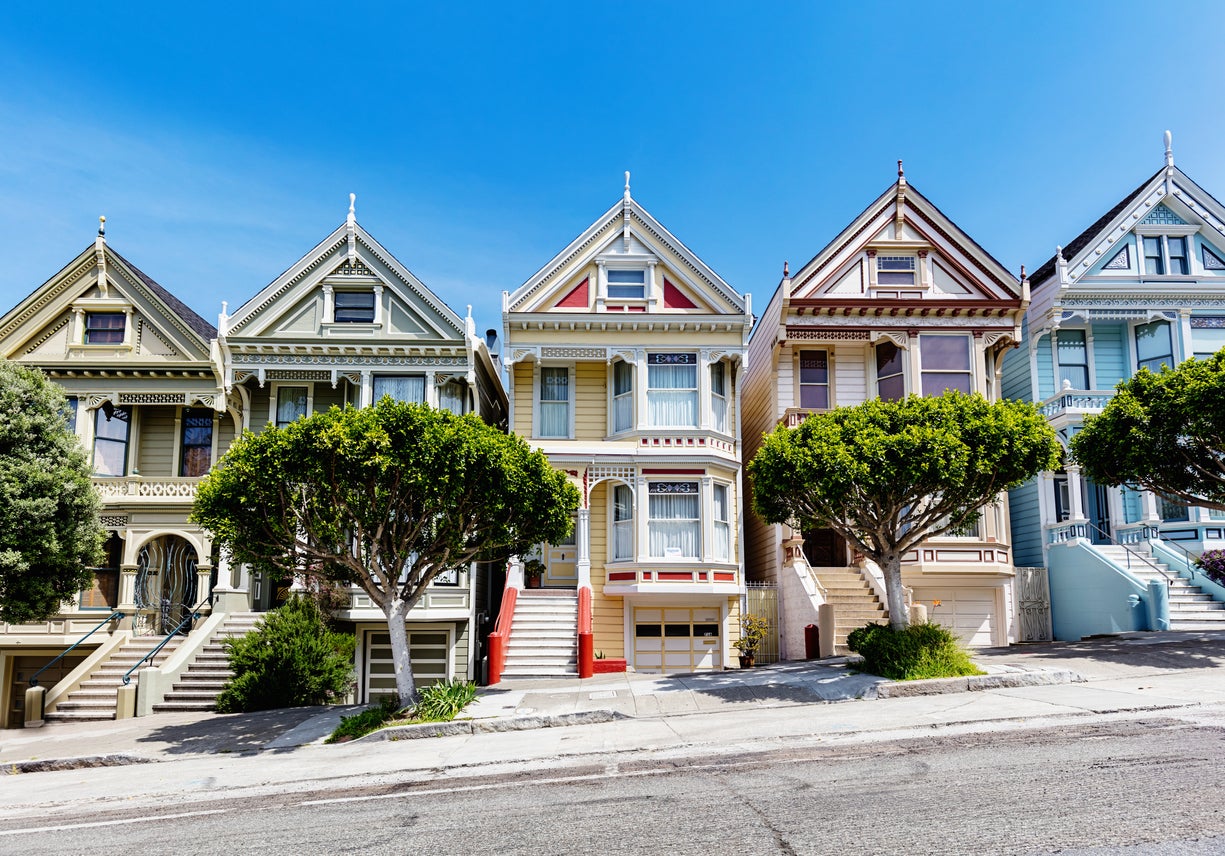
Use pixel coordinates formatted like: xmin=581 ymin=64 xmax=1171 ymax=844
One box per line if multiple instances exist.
xmin=738 ymin=653 xmax=755 ymax=669
xmin=592 ymin=658 xmax=627 ymax=674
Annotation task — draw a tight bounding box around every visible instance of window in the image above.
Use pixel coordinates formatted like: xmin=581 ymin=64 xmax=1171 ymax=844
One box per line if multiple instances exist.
xmin=334 ymin=291 xmax=375 ymax=322
xmin=64 ymin=396 xmax=78 ymax=434
xmin=1056 ymin=330 xmax=1090 ymax=390
xmin=275 ymin=387 xmax=309 ymax=427
xmin=799 ymin=350 xmax=829 ymax=409
xmin=438 ymin=379 xmax=466 ymax=414
xmin=647 ymin=353 xmax=698 ymax=427
xmin=180 ymin=408 xmax=214 ymax=477
xmin=877 ymin=256 xmax=916 ymax=285
xmin=612 ymin=361 xmax=633 ymax=432
xmin=373 ymin=375 xmax=426 ymax=404
xmin=85 ymin=312 xmax=125 ymax=344
xmin=920 ymin=335 xmax=972 ymax=396
xmin=1161 ymin=496 xmax=1189 ymax=522
xmin=612 ymin=484 xmax=633 ymax=561
xmin=539 ymin=367 xmax=570 ymax=438
xmin=876 ymin=341 xmax=905 ymax=401
xmin=1135 ymin=321 xmax=1173 ymax=373
xmin=710 ymin=362 xmax=727 ymax=433
xmin=1142 ymin=236 xmax=1190 ymax=276
xmin=93 ymin=405 xmax=130 ymax=477
xmin=607 ymin=269 xmax=646 ymax=299
xmin=648 ymin=482 xmax=699 ymax=559
xmin=713 ymin=483 xmax=730 ymax=562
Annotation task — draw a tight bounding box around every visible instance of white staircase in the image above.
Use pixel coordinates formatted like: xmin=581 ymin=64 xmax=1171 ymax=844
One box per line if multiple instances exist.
xmin=810 ymin=566 xmax=888 ymax=651
xmin=153 ymin=612 xmax=263 ymax=713
xmin=502 ymin=590 xmax=578 ymax=677
xmin=44 ymin=635 xmax=184 ymax=722
xmin=1096 ymin=545 xmax=1225 ymax=630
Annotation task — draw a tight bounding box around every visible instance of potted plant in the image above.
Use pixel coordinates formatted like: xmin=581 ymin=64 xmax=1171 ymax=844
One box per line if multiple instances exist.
xmin=735 ymin=614 xmax=769 ymax=668
xmin=523 ymin=558 xmax=545 ymax=589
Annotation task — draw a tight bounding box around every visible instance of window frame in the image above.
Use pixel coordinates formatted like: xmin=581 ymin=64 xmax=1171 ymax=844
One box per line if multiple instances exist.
xmin=1056 ymin=329 xmax=1091 ymax=390
xmin=1134 ymin=320 xmax=1174 ymax=374
xmin=333 ymin=290 xmax=377 ymax=323
xmin=875 ymin=341 xmax=905 ymax=401
xmin=919 ymin=334 xmax=973 ymax=397
xmin=646 ymin=352 xmax=699 ymax=428
xmin=876 ymin=255 xmax=917 ymax=286
xmin=606 ymin=268 xmax=647 ymax=300
xmin=710 ymin=361 xmax=728 ymax=433
xmin=536 ymin=364 xmax=573 ymax=439
xmin=179 ymin=407 xmax=215 ymax=477
xmin=712 ymin=482 xmax=730 ymax=562
xmin=611 ymin=483 xmax=634 ymax=562
xmin=92 ymin=405 xmax=131 ymax=477
xmin=1139 ymin=231 xmax=1196 ymax=276
xmin=270 ymin=383 xmax=312 ymax=428
xmin=611 ymin=360 xmax=634 ymax=434
xmin=647 ymin=481 xmax=700 ymax=560
xmin=798 ymin=349 xmax=830 ymax=410
xmin=84 ymin=312 xmax=126 ymax=345
xmin=372 ymin=374 xmax=427 ymax=405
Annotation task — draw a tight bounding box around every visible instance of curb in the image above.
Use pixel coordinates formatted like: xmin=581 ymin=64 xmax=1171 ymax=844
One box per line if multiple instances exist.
xmin=874 ymin=668 xmax=1085 ymax=698
xmin=371 ymin=710 xmax=630 ymax=742
xmin=3 ymin=753 xmax=157 ymax=775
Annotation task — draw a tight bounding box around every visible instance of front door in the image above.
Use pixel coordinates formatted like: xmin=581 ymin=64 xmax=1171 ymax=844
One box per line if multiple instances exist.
xmin=543 ymin=530 xmax=577 ymax=587
xmin=802 ymin=528 xmax=847 ymax=567
xmin=134 ymin=535 xmax=198 ymax=636
xmin=1086 ymin=481 xmax=1111 ymax=544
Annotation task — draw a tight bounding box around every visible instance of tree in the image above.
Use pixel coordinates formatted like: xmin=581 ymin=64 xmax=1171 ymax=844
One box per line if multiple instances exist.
xmin=1071 ymin=351 xmax=1225 ymax=512
xmin=0 ymin=360 xmax=104 ymax=622
xmin=191 ymin=400 xmax=579 ymax=705
xmin=749 ymin=392 xmax=1060 ymax=630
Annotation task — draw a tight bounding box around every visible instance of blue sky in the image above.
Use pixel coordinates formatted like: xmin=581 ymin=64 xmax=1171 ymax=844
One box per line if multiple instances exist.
xmin=2 ymin=2 xmax=1223 ymax=336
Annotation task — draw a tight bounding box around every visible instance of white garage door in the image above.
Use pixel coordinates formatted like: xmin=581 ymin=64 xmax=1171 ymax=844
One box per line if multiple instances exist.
xmin=365 ymin=628 xmax=452 ymax=702
xmin=633 ymin=607 xmax=722 ymax=673
xmin=911 ymin=588 xmax=997 ymax=648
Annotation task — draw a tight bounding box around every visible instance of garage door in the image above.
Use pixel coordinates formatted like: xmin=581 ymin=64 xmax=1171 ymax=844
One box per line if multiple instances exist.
xmin=911 ymin=588 xmax=997 ymax=648
xmin=633 ymin=607 xmax=722 ymax=673
xmin=365 ymin=628 xmax=452 ymax=702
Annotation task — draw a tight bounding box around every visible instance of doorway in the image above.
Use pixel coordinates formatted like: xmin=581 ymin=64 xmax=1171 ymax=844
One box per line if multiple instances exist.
xmin=134 ymin=535 xmax=199 ymax=636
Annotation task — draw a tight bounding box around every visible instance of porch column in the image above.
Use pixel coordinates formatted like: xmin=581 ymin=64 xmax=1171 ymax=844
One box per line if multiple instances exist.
xmin=636 ymin=476 xmax=649 ymax=562
xmin=360 ymin=370 xmax=372 ymax=408
xmin=1141 ymin=490 xmax=1161 ymax=524
xmin=1066 ymin=464 xmax=1086 ymax=522
xmin=575 ymin=508 xmax=591 ymax=590
xmin=195 ymin=562 xmax=213 ymax=612
xmin=119 ymin=564 xmax=139 ymax=611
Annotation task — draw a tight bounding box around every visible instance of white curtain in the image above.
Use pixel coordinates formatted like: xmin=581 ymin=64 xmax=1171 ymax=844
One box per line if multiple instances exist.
xmin=649 ymin=493 xmax=699 ymax=558
xmin=438 ymin=380 xmax=466 ymax=414
xmin=540 ymin=368 xmax=569 ymax=437
xmin=648 ymin=365 xmax=697 ymax=427
xmin=373 ymin=375 xmax=426 ymax=404
xmin=613 ymin=485 xmax=633 ymax=559
xmin=713 ymin=486 xmax=730 ymax=561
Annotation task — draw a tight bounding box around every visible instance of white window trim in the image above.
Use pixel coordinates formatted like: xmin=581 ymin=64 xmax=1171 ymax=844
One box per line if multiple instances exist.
xmin=269 ymin=382 xmax=314 ymax=428
xmin=644 ymin=352 xmax=701 ymax=430
xmin=1136 ymin=226 xmax=1198 ymax=277
xmin=795 ymin=348 xmax=831 ymax=410
xmin=608 ymin=481 xmax=635 ymax=563
xmin=609 ymin=360 xmax=635 ymax=436
xmin=874 ymin=339 xmax=908 ymax=400
xmin=323 ymin=284 xmax=385 ymax=327
xmin=917 ymin=333 xmax=974 ymax=397
xmin=534 ymin=363 xmax=575 ymax=439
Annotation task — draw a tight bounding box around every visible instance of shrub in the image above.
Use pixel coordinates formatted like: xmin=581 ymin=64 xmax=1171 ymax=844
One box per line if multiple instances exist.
xmin=847 ymin=621 xmax=984 ymax=681
xmin=216 ymin=597 xmax=356 ymax=713
xmin=1198 ymin=550 xmax=1225 ymax=587
xmin=735 ymin=614 xmax=770 ymax=654
xmin=412 ymin=679 xmax=478 ymax=722
xmin=326 ymin=697 xmax=399 ymax=744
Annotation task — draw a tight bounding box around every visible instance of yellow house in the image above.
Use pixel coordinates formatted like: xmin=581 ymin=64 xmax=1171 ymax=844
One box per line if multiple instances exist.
xmin=499 ymin=176 xmax=753 ymax=675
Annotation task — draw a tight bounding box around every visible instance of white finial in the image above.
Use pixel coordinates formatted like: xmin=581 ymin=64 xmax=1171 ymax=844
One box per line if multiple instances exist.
xmin=624 ymin=171 xmax=631 ymax=201
xmin=98 ymin=215 xmax=106 ymax=238
xmin=1056 ymin=245 xmax=1065 ymax=262
xmin=348 ymin=193 xmax=356 ymax=223
xmin=1062 ymin=377 xmax=1072 ymax=391
xmin=1164 ymin=130 xmax=1174 ymax=168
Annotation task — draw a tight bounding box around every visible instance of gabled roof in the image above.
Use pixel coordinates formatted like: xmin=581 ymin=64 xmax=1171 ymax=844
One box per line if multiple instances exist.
xmin=109 ymin=247 xmax=216 ymax=340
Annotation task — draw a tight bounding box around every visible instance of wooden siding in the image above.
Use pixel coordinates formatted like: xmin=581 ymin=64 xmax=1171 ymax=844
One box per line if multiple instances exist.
xmin=590 ymin=485 xmax=623 ymax=657
xmin=136 ymin=406 xmax=176 ymax=476
xmin=741 ymin=287 xmax=783 ymax=587
xmin=1001 ymin=316 xmax=1032 ymax=402
xmin=833 ymin=342 xmax=868 ymax=406
xmin=248 ymin=386 xmax=271 ymax=432
xmin=1036 ymin=333 xmax=1055 ymax=400
xmin=1092 ymin=323 xmax=1127 ymax=388
xmin=512 ymin=362 xmax=533 ymax=437
xmin=217 ymin=415 xmax=237 ymax=458
xmin=574 ymin=362 xmax=607 ymax=441
xmin=1008 ymin=479 xmax=1044 ymax=567
xmin=313 ymin=383 xmax=345 ymax=413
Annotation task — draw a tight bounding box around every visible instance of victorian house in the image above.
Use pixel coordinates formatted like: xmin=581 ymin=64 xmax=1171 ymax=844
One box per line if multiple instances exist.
xmin=217 ymin=196 xmax=506 ymax=700
xmin=496 ymin=176 xmax=753 ymax=676
xmin=0 ymin=221 xmax=231 ymax=726
xmin=743 ymin=167 xmax=1027 ymax=656
xmin=1003 ymin=133 xmax=1225 ymax=641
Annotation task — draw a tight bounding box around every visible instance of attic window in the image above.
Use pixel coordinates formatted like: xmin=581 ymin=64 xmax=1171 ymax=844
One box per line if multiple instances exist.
xmin=607 ymin=269 xmax=646 ymax=299
xmin=334 ymin=291 xmax=375 ymax=323
xmin=85 ymin=313 xmax=125 ymax=344
xmin=877 ymin=256 xmax=916 ymax=286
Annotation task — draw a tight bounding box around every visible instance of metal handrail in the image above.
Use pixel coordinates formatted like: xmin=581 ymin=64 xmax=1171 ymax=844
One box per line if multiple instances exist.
xmin=1154 ymin=536 xmax=1200 ymax=578
xmin=1081 ymin=520 xmax=1176 ymax=585
xmin=29 ymin=610 xmax=124 ymax=687
xmin=121 ymin=594 xmax=212 ymax=686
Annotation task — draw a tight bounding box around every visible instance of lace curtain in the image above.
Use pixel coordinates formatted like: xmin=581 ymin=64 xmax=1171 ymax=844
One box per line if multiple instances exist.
xmin=648 ymin=364 xmax=697 ymax=427
xmin=648 ymin=493 xmax=699 ymax=558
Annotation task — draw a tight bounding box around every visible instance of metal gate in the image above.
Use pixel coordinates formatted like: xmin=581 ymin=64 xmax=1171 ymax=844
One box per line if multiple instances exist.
xmin=1015 ymin=566 xmax=1052 ymax=643
xmin=745 ymin=582 xmax=779 ymax=664
xmin=134 ymin=536 xmax=198 ymax=636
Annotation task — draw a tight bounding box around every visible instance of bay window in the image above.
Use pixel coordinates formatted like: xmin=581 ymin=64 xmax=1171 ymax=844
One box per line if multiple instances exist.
xmin=93 ymin=405 xmax=131 ymax=477
xmin=612 ymin=361 xmax=633 ymax=432
xmin=373 ymin=375 xmax=426 ymax=404
xmin=648 ymin=482 xmax=699 ymax=559
xmin=539 ymin=366 xmax=570 ymax=438
xmin=713 ymin=484 xmax=730 ymax=562
xmin=710 ymin=362 xmax=727 ymax=432
xmin=1056 ymin=330 xmax=1090 ymax=390
xmin=799 ymin=350 xmax=829 ymax=409
xmin=647 ymin=353 xmax=697 ymax=427
xmin=876 ymin=341 xmax=905 ymax=401
xmin=919 ymin=335 xmax=972 ymax=396
xmin=1135 ymin=320 xmax=1173 ymax=373
xmin=613 ymin=484 xmax=633 ymax=560
xmin=180 ymin=408 xmax=214 ymax=477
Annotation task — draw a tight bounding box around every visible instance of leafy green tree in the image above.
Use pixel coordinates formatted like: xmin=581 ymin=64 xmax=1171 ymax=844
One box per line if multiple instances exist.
xmin=749 ymin=392 xmax=1060 ymax=629
xmin=0 ymin=360 xmax=104 ymax=622
xmin=216 ymin=596 xmax=356 ymax=713
xmin=1071 ymin=351 xmax=1225 ymax=511
xmin=192 ymin=400 xmax=579 ymax=705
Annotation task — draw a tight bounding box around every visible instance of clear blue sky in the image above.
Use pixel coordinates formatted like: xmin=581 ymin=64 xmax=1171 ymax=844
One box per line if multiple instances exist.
xmin=2 ymin=2 xmax=1223 ymax=336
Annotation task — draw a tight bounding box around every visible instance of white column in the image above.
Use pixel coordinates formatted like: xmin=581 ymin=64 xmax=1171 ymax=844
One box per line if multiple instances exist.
xmin=596 ymin=261 xmax=607 ymax=311
xmin=1141 ymin=490 xmax=1161 ymax=524
xmin=1066 ymin=464 xmax=1086 ymax=522
xmin=576 ymin=508 xmax=591 ymax=590
xmin=698 ymin=350 xmax=711 ymax=430
xmin=635 ymin=351 xmax=648 ymax=431
xmin=322 ymin=285 xmax=335 ymax=324
xmin=373 ymin=285 xmax=385 ymax=327
xmin=122 ymin=308 xmax=134 ymax=347
xmin=360 ymin=371 xmax=372 ymax=408
xmin=71 ymin=308 xmax=85 ymax=345
xmin=425 ymin=371 xmax=437 ymax=408
xmin=636 ymin=476 xmax=649 ymax=562
xmin=647 ymin=260 xmax=659 ymax=311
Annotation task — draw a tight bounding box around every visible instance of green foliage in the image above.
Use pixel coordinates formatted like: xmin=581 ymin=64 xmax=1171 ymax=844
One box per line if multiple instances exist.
xmin=0 ymin=360 xmax=104 ymax=623
xmin=735 ymin=614 xmax=770 ymax=654
xmin=216 ymin=597 xmax=356 ymax=713
xmin=1072 ymin=351 xmax=1225 ymax=511
xmin=325 ymin=697 xmax=399 ymax=744
xmin=847 ymin=621 xmax=984 ymax=681
xmin=192 ymin=400 xmax=579 ymax=704
xmin=411 ymin=679 xmax=478 ymax=722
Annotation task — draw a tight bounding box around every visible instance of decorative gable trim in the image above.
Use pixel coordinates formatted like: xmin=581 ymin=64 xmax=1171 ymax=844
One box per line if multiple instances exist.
xmin=663 ymin=279 xmax=698 ymax=309
xmin=556 ymin=277 xmax=590 ymax=309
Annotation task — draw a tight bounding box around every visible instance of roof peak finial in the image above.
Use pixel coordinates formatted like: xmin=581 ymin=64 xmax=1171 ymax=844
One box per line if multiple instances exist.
xmin=98 ymin=215 xmax=106 ymax=238
xmin=348 ymin=193 xmax=356 ymax=223
xmin=783 ymin=260 xmax=790 ymax=278
xmin=897 ymin=159 xmax=904 ymax=179
xmin=1164 ymin=130 xmax=1174 ymax=168
xmin=624 ymin=170 xmax=631 ymax=201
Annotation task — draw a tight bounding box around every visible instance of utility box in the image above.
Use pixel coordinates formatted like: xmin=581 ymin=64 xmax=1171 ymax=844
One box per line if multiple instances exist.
xmin=804 ymin=624 xmax=820 ymax=659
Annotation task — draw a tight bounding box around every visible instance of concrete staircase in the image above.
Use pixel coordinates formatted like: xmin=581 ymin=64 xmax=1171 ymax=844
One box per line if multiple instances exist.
xmin=810 ymin=566 xmax=888 ymax=651
xmin=44 ymin=635 xmax=184 ymax=722
xmin=1097 ymin=545 xmax=1225 ymax=630
xmin=502 ymin=590 xmax=578 ymax=677
xmin=153 ymin=612 xmax=263 ymax=713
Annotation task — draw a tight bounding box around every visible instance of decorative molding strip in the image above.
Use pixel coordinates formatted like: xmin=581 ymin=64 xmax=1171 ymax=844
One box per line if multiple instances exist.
xmin=541 ymin=346 xmax=606 ymax=359
xmin=785 ymin=328 xmax=870 ymax=340
xmin=23 ymin=318 xmax=69 ymax=355
xmin=235 ymin=354 xmax=466 ymax=367
xmin=99 ymin=514 xmax=129 ymax=528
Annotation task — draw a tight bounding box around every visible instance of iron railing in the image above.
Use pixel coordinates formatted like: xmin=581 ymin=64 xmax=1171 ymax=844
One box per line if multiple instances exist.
xmin=28 ymin=610 xmax=124 ymax=687
xmin=122 ymin=594 xmax=212 ymax=686
xmin=1082 ymin=520 xmax=1175 ymax=585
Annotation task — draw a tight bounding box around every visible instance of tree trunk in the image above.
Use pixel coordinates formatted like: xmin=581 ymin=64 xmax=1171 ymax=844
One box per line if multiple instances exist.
xmin=881 ymin=552 xmax=909 ymax=631
xmin=382 ymin=597 xmax=418 ymax=707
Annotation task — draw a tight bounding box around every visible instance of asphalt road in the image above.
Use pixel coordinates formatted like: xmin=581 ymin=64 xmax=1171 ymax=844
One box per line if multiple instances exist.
xmin=7 ymin=712 xmax=1225 ymax=855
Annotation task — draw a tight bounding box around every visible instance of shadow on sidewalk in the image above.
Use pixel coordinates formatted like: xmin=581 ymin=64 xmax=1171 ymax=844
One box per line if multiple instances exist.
xmin=974 ymin=631 xmax=1225 ymax=672
xmin=133 ymin=705 xmax=357 ymax=756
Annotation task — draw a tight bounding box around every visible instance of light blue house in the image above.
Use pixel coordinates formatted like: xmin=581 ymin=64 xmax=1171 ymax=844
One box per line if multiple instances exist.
xmin=1003 ymin=133 xmax=1225 ymax=641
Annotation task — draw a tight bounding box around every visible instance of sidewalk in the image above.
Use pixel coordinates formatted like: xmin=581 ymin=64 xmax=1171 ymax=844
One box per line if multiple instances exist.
xmin=3 ymin=630 xmax=1224 ymax=772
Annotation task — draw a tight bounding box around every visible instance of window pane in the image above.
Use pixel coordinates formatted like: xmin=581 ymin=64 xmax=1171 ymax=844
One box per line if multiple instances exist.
xmin=648 ymin=362 xmax=698 ymax=427
xmin=85 ymin=313 xmax=125 ymax=344
xmin=648 ymin=484 xmax=699 ymax=558
xmin=1135 ymin=321 xmax=1173 ymax=372
xmin=541 ymin=367 xmax=569 ymax=401
xmin=374 ymin=375 xmax=426 ymax=404
xmin=799 ymin=351 xmax=828 ymax=385
xmin=613 ymin=362 xmax=633 ymax=432
xmin=438 ymin=380 xmax=466 ymax=414
xmin=180 ymin=408 xmax=214 ymax=477
xmin=1057 ymin=330 xmax=1090 ymax=389
xmin=540 ymin=368 xmax=569 ymax=437
xmin=876 ymin=342 xmax=904 ymax=400
xmin=335 ymin=291 xmax=375 ymax=322
xmin=921 ymin=372 xmax=972 ymax=396
xmin=920 ymin=336 xmax=971 ymax=371
xmin=614 ymin=361 xmax=633 ymax=396
xmin=276 ymin=387 xmax=308 ymax=426
xmin=93 ymin=407 xmax=130 ymax=477
xmin=608 ymin=270 xmax=645 ymax=283
xmin=1168 ymin=237 xmax=1188 ymax=274
xmin=607 ymin=270 xmax=645 ymax=299
xmin=1143 ymin=237 xmax=1164 ymax=274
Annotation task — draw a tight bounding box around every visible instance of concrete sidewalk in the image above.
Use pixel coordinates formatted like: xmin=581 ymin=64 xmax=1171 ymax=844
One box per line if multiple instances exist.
xmin=3 ymin=629 xmax=1224 ymax=772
